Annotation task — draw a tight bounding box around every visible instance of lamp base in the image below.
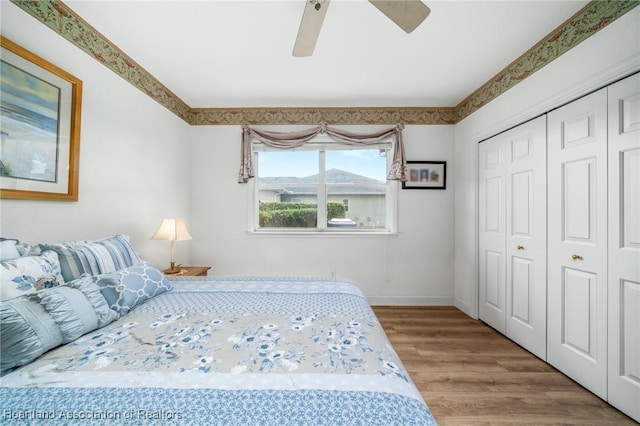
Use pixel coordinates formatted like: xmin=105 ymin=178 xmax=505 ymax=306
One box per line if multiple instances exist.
xmin=162 ymin=262 xmax=182 ymax=274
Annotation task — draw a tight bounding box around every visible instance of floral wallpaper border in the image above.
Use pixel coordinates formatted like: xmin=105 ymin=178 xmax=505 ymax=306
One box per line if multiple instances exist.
xmin=454 ymin=0 xmax=640 ymax=123
xmin=190 ymin=107 xmax=458 ymax=126
xmin=9 ymin=0 xmax=192 ymax=123
xmin=10 ymin=0 xmax=639 ymax=126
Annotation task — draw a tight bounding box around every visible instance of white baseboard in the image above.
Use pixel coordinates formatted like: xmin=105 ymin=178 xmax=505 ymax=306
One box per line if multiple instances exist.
xmin=367 ymin=296 xmax=454 ymax=306
xmin=453 ymin=299 xmax=476 ymax=319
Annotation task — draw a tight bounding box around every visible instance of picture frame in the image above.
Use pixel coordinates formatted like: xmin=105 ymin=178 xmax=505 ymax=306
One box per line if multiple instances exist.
xmin=402 ymin=161 xmax=446 ymax=190
xmin=0 ymin=36 xmax=82 ymax=201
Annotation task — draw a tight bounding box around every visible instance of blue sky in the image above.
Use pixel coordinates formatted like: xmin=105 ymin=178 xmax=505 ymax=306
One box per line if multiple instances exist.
xmin=1 ymin=60 xmax=59 ymax=120
xmin=258 ymin=149 xmax=387 ymax=181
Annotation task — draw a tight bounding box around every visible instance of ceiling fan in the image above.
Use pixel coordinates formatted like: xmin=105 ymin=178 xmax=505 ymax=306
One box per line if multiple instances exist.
xmin=293 ymin=0 xmax=431 ymax=57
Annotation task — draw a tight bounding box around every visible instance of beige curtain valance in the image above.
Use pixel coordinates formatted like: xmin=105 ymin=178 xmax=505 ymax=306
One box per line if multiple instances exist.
xmin=238 ymin=122 xmax=406 ymax=183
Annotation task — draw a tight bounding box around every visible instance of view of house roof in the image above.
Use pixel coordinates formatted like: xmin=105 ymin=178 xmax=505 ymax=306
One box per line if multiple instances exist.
xmin=259 ymin=169 xmax=385 ymax=195
xmin=260 ymin=168 xmax=383 ymax=184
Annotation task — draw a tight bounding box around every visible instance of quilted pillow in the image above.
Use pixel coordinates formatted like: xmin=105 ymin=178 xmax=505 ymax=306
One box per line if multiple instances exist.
xmin=0 ymin=275 xmax=118 ymax=375
xmin=39 ymin=235 xmax=143 ymax=282
xmin=0 ymin=296 xmax=62 ymax=375
xmin=0 ymin=251 xmax=65 ymax=301
xmin=67 ymin=274 xmax=120 ymax=328
xmin=31 ymin=274 xmax=119 ymax=342
xmin=94 ymin=261 xmax=173 ymax=316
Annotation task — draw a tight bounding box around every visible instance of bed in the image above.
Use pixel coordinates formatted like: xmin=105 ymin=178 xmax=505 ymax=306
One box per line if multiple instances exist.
xmin=0 ymin=237 xmax=436 ymax=425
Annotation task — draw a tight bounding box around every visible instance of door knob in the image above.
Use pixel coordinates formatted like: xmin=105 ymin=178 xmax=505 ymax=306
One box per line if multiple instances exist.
xmin=516 ymin=245 xmax=524 ymax=250
xmin=571 ymin=254 xmax=583 ymax=260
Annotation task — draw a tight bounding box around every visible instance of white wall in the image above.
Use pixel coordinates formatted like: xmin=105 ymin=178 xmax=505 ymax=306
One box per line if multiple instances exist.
xmin=0 ymin=3 xmax=456 ymax=304
xmin=452 ymin=8 xmax=640 ymax=317
xmin=7 ymin=2 xmax=635 ymax=309
xmin=0 ymin=2 xmax=192 ymax=269
xmin=189 ymin=124 xmax=455 ymax=305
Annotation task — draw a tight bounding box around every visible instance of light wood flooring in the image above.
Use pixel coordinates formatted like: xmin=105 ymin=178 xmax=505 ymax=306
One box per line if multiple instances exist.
xmin=372 ymin=306 xmax=637 ymax=426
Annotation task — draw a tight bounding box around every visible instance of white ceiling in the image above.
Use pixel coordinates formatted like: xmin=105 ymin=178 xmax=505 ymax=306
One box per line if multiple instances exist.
xmin=65 ymin=0 xmax=589 ymax=108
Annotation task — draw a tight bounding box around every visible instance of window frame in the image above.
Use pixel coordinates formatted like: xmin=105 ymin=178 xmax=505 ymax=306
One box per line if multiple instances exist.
xmin=248 ymin=137 xmax=398 ymax=234
xmin=342 ymin=198 xmax=350 ymax=213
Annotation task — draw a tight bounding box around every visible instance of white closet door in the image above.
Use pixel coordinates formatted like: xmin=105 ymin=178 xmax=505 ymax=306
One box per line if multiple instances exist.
xmin=479 ymin=135 xmax=507 ymax=334
xmin=547 ymin=88 xmax=609 ymax=399
xmin=608 ymin=73 xmax=640 ymax=422
xmin=504 ymin=116 xmax=547 ymax=360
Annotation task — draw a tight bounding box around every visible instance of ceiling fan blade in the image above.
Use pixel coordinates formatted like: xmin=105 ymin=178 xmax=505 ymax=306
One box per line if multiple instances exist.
xmin=368 ymin=0 xmax=430 ymax=34
xmin=293 ymin=0 xmax=331 ymax=57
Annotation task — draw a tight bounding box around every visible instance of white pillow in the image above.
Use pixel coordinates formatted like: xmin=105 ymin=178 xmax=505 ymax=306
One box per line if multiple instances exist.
xmin=0 ymin=239 xmax=21 ymax=261
xmin=0 ymin=251 xmax=65 ymax=301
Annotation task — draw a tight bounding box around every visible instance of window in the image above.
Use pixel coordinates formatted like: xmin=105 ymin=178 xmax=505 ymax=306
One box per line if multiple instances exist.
xmin=252 ymin=140 xmax=396 ymax=233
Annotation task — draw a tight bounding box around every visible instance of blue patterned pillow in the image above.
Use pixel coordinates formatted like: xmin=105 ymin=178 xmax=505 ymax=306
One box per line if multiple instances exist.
xmin=94 ymin=262 xmax=173 ymax=316
xmin=0 ymin=251 xmax=65 ymax=301
xmin=39 ymin=235 xmax=143 ymax=282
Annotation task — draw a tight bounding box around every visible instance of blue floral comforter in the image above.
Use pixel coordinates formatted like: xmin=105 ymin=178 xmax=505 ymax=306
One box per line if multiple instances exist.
xmin=0 ymin=276 xmax=437 ymax=425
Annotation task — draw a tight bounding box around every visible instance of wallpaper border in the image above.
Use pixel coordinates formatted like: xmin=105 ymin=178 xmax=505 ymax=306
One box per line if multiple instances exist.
xmin=10 ymin=0 xmax=639 ymax=126
xmin=454 ymin=0 xmax=640 ymax=122
xmin=9 ymin=0 xmax=192 ymax=122
xmin=190 ymin=107 xmax=458 ymax=126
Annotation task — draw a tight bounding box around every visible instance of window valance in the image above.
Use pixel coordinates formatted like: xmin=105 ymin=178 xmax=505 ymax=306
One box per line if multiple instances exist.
xmin=238 ymin=122 xmax=407 ymax=183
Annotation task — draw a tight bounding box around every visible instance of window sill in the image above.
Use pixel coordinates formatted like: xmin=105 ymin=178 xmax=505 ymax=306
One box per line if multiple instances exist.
xmin=246 ymin=230 xmax=399 ymax=237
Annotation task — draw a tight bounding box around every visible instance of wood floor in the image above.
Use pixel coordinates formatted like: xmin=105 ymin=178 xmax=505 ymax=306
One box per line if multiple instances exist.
xmin=372 ymin=306 xmax=637 ymax=426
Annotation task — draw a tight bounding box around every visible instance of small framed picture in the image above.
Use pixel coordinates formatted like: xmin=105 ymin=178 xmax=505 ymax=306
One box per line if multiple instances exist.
xmin=402 ymin=161 xmax=446 ymax=190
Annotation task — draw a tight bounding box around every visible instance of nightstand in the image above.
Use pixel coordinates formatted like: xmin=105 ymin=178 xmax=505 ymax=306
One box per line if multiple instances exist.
xmin=166 ymin=266 xmax=211 ymax=277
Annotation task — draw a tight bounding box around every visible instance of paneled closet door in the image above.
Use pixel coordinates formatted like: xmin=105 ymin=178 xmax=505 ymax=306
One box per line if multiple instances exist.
xmin=479 ymin=136 xmax=507 ymax=334
xmin=478 ymin=116 xmax=547 ymax=359
xmin=504 ymin=116 xmax=547 ymax=360
xmin=547 ymin=88 xmax=608 ymax=399
xmin=607 ymin=73 xmax=640 ymax=422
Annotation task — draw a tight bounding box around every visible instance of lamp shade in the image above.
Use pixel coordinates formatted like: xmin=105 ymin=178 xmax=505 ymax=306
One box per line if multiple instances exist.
xmin=151 ymin=218 xmax=192 ymax=242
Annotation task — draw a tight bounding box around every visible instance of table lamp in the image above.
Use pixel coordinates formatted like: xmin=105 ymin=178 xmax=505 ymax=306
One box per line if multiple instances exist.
xmin=151 ymin=218 xmax=192 ymax=274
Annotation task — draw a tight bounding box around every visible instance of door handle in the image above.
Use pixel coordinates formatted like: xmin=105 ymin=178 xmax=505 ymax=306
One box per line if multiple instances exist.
xmin=571 ymin=254 xmax=583 ymax=260
xmin=516 ymin=245 xmax=524 ymax=250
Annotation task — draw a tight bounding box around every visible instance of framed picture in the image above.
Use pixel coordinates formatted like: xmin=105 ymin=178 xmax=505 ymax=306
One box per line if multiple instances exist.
xmin=402 ymin=161 xmax=446 ymax=190
xmin=0 ymin=36 xmax=82 ymax=201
